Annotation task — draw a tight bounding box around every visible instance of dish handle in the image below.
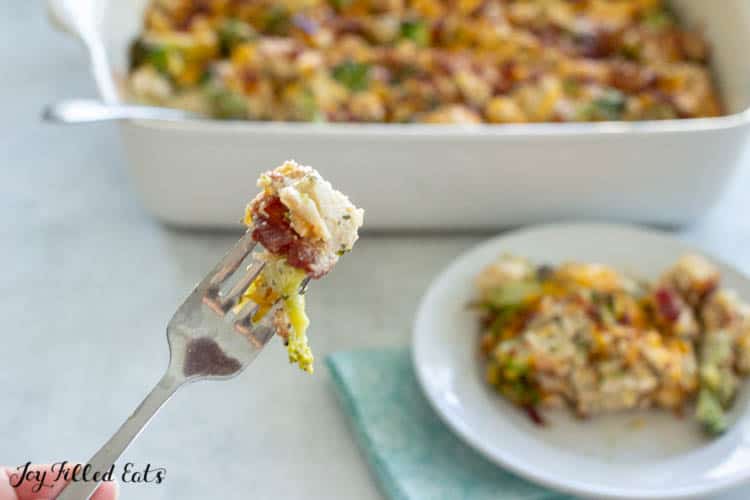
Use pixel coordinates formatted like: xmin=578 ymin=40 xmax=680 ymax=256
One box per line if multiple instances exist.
xmin=46 ymin=0 xmax=119 ymax=104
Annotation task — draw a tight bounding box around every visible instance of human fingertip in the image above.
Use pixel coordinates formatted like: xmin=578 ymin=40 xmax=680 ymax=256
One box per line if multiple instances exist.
xmin=90 ymin=479 xmax=118 ymax=500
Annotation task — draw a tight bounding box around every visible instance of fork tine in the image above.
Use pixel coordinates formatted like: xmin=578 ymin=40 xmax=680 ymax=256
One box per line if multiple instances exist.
xmin=233 ymin=300 xmax=261 ymax=328
xmin=202 ymin=260 xmax=265 ymax=315
xmin=218 ymin=261 xmax=266 ymax=311
xmin=199 ymin=230 xmax=257 ymax=308
xmin=237 ymin=276 xmax=312 ymax=344
xmin=235 ymin=300 xmax=281 ymax=346
xmin=206 ymin=230 xmax=257 ymax=289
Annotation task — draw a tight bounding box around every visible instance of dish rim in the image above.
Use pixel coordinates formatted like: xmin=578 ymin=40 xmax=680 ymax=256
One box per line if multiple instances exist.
xmin=411 ymin=222 xmax=750 ymax=500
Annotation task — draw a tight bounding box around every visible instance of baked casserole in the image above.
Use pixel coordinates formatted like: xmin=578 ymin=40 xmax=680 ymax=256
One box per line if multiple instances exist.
xmin=127 ymin=0 xmax=722 ymax=123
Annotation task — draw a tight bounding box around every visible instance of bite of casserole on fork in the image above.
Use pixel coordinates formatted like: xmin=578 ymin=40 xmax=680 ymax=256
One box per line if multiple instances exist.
xmin=239 ymin=160 xmax=364 ymax=373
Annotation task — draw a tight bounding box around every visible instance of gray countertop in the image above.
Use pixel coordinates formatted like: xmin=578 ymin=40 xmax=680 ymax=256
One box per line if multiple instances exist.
xmin=3 ymin=3 xmax=750 ymax=499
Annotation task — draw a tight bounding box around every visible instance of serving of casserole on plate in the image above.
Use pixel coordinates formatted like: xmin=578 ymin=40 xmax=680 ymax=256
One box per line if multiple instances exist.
xmin=474 ymin=253 xmax=750 ymax=435
xmin=413 ymin=223 xmax=750 ymax=499
xmin=49 ymin=0 xmax=750 ymax=229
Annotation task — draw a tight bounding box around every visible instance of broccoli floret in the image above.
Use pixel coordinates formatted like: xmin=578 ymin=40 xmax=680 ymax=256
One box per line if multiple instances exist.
xmin=642 ymin=9 xmax=676 ymax=30
xmin=400 ymin=20 xmax=430 ymax=47
xmin=578 ymin=89 xmax=627 ymax=121
xmin=696 ymin=388 xmax=728 ymax=435
xmin=263 ymin=5 xmax=291 ymax=35
xmin=218 ymin=19 xmax=257 ymax=55
xmin=700 ymin=330 xmax=739 ymax=405
xmin=330 ymin=0 xmax=352 ymax=10
xmin=484 ymin=281 xmax=542 ymax=310
xmin=209 ymin=89 xmax=248 ymax=119
xmin=332 ymin=61 xmax=372 ymax=92
xmin=129 ymin=39 xmax=169 ymax=75
xmin=696 ymin=330 xmax=739 ymax=435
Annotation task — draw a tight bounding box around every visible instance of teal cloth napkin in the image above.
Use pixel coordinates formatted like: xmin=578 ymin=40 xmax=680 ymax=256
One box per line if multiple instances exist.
xmin=326 ymin=348 xmax=573 ymax=500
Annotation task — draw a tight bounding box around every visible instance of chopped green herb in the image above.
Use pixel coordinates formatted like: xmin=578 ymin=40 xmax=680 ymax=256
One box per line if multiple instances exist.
xmin=391 ymin=64 xmax=419 ymax=84
xmin=330 ymin=0 xmax=352 ymax=10
xmin=198 ymin=68 xmax=214 ymax=85
xmin=484 ymin=281 xmax=542 ymax=310
xmin=129 ymin=39 xmax=148 ymax=71
xmin=209 ymin=89 xmax=248 ymax=119
xmin=332 ymin=61 xmax=371 ymax=92
xmin=562 ymin=78 xmax=580 ymax=96
xmin=400 ymin=20 xmax=430 ymax=47
xmin=642 ymin=9 xmax=675 ymax=30
xmin=150 ymin=47 xmax=170 ymax=75
xmin=495 ymin=356 xmax=539 ymax=406
xmin=619 ymin=42 xmax=641 ymax=61
xmin=218 ymin=19 xmax=257 ymax=55
xmin=488 ymin=304 xmax=522 ymax=334
xmin=129 ymin=39 xmax=170 ymax=75
xmin=579 ymin=89 xmax=626 ymax=121
xmin=573 ymin=334 xmax=592 ymax=351
xmin=264 ymin=5 xmax=291 ymax=35
xmin=502 ymin=357 xmax=529 ymax=381
xmin=297 ymin=88 xmax=322 ymax=121
xmin=642 ymin=102 xmax=678 ymax=120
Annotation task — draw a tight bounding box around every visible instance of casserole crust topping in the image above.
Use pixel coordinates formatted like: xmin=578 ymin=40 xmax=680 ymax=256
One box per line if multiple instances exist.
xmin=128 ymin=0 xmax=722 ymax=123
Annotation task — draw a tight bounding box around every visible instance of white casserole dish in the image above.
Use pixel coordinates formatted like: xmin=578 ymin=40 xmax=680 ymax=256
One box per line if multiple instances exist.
xmin=49 ymin=0 xmax=750 ymax=230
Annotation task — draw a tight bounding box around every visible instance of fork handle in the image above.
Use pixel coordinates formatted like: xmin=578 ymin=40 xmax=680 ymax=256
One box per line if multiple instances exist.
xmin=55 ymin=374 xmax=183 ymax=500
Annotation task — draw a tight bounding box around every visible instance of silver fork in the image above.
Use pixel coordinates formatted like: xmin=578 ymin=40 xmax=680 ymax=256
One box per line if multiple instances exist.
xmin=55 ymin=230 xmax=308 ymax=500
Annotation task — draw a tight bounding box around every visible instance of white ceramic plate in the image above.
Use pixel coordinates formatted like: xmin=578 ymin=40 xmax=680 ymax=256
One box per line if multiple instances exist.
xmin=413 ymin=223 xmax=750 ymax=499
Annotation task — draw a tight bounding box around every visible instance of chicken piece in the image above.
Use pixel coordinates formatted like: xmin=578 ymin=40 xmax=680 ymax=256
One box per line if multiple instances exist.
xmin=659 ymin=254 xmax=720 ymax=307
xmin=649 ymin=286 xmax=701 ymax=339
xmin=640 ymin=332 xmax=698 ymax=410
xmin=246 ymin=160 xmax=364 ymax=278
xmin=701 ymin=290 xmax=750 ymax=375
xmin=475 ymin=254 xmax=536 ymax=296
xmin=701 ymin=289 xmax=750 ymax=331
xmin=554 ymin=262 xmax=626 ymax=293
xmin=418 ymin=105 xmax=482 ymax=124
xmin=573 ymin=359 xmax=658 ymax=417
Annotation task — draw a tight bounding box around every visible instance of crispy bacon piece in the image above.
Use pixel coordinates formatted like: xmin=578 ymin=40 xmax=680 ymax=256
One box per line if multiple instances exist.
xmin=251 ymin=196 xmax=319 ymax=274
xmin=524 ymin=405 xmax=546 ymax=426
xmin=655 ymin=287 xmax=681 ymax=323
